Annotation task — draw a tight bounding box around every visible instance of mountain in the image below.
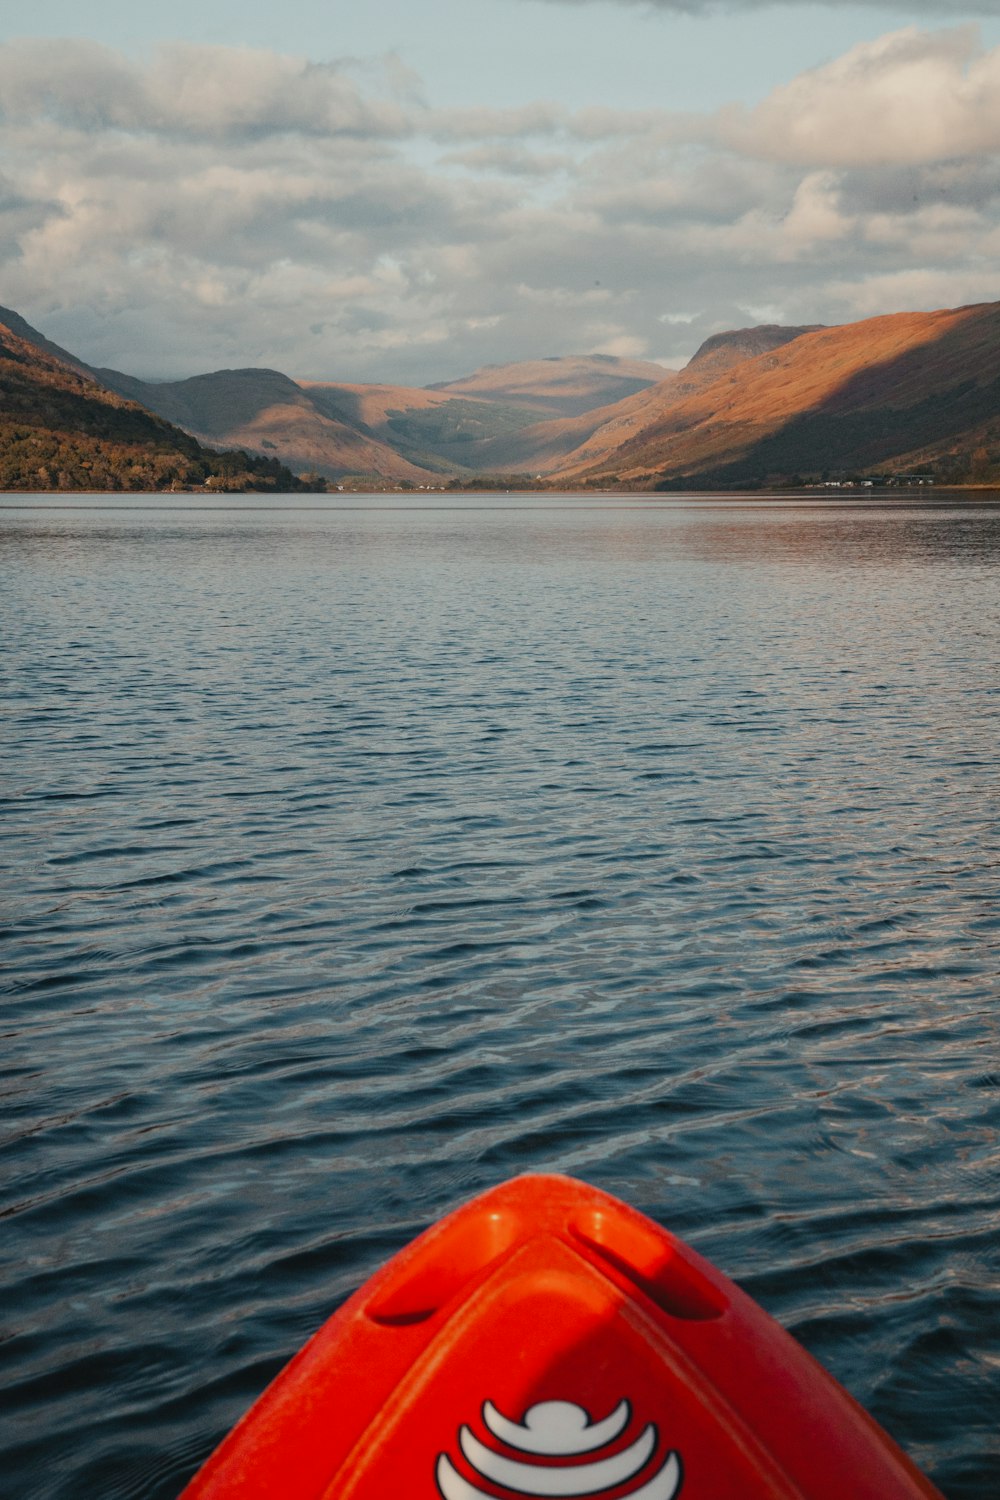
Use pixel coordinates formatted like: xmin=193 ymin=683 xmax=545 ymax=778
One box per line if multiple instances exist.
xmin=297 ymin=356 xmax=673 ymax=477
xmin=0 ymin=305 xmax=96 ymax=379
xmin=96 ymin=367 xmax=441 ymax=485
xmin=302 ymin=379 xmax=568 ymax=475
xmin=427 ymin=354 xmax=671 ymax=417
xmin=465 ymin=325 xmax=823 ymax=477
xmin=92 ymin=355 xmax=672 ymax=484
xmin=7 ymin=300 xmax=1000 ymax=492
xmin=546 ymin=304 xmax=1000 ymax=488
xmin=668 ymin=323 xmax=826 ymax=395
xmin=0 ymin=309 xmax=306 ymax=492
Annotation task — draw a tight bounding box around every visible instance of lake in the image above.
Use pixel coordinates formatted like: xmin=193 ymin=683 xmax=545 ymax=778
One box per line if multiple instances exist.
xmin=2 ymin=494 xmax=998 ymax=1498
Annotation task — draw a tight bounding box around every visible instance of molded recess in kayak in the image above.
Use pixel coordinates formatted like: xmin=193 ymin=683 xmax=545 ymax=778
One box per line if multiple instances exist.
xmin=367 ymin=1207 xmax=522 ymax=1326
xmin=569 ymin=1206 xmax=727 ymax=1321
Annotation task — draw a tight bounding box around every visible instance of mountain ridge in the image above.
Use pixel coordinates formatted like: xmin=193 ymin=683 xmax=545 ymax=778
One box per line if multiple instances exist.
xmin=93 ymin=365 xmax=442 ymax=484
xmin=4 ymin=302 xmax=1000 ymax=490
xmin=485 ymin=324 xmax=825 ymax=478
xmin=0 ymin=312 xmax=309 ymax=492
xmin=552 ymin=303 xmax=1000 ymax=488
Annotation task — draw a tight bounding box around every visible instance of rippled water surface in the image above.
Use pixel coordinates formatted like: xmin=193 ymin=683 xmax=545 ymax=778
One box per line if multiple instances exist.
xmin=3 ymin=495 xmax=999 ymax=1498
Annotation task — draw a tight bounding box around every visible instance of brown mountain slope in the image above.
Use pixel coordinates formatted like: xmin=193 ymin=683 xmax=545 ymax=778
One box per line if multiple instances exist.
xmin=0 ymin=304 xmax=96 ymax=379
xmin=96 ymin=366 xmax=439 ymax=484
xmin=301 ymin=356 xmax=675 ymax=474
xmin=464 ymin=380 xmax=682 ymax=475
xmin=301 ymin=380 xmax=517 ymax=475
xmin=302 ymin=381 xmax=461 ymax=428
xmin=551 ymin=303 xmax=1000 ymax=487
xmin=299 ymin=339 xmax=814 ymax=477
xmin=427 ymin=354 xmax=671 ymax=417
xmin=467 ymin=324 xmax=821 ymax=475
xmin=670 ymin=323 xmax=825 ymax=396
xmin=0 ymin=315 xmax=302 ymax=492
xmin=98 ymin=354 xmax=673 ymax=484
xmin=301 ymin=379 xmax=570 ymax=475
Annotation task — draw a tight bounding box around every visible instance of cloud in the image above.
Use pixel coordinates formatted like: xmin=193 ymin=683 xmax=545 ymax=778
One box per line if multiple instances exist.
xmin=535 ymin=0 xmax=1000 ymax=13
xmin=0 ymin=38 xmax=410 ymax=139
xmin=427 ymin=103 xmax=566 ymax=140
xmin=721 ymin=25 xmax=1000 ymax=165
xmin=4 ymin=30 xmax=1000 ymax=385
xmin=836 ymin=159 xmax=1000 ymax=216
xmin=440 ymin=144 xmax=574 ymax=176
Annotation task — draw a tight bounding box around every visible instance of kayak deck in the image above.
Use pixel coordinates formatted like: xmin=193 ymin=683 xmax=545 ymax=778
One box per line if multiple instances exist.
xmin=181 ymin=1174 xmax=942 ymax=1499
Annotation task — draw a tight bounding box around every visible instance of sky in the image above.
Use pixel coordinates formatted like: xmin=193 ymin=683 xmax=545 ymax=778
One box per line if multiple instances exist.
xmin=3 ymin=0 xmax=1000 ymax=384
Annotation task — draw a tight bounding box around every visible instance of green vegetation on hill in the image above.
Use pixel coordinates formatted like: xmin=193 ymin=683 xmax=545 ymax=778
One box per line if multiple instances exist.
xmin=7 ymin=299 xmax=1000 ymax=493
xmin=0 ymin=323 xmax=312 ymax=492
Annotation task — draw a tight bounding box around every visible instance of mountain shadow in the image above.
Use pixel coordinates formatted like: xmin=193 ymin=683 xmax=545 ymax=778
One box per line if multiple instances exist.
xmin=658 ymin=304 xmax=1000 ymax=487
xmin=550 ymin=302 xmax=1000 ymax=489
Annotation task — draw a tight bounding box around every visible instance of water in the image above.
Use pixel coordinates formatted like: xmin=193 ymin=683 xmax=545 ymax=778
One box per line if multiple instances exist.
xmin=2 ymin=495 xmax=999 ymax=1498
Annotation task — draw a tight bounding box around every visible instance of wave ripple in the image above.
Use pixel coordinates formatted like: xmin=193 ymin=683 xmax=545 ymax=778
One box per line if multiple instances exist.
xmin=3 ymin=497 xmax=1000 ymax=1498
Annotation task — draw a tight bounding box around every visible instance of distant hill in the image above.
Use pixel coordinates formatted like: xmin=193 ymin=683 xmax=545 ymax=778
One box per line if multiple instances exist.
xmin=300 ymin=356 xmax=674 ymax=476
xmin=0 ymin=309 xmax=306 ymax=492
xmin=96 ymin=366 xmax=441 ymax=485
xmin=300 ymin=381 xmax=516 ymax=477
xmin=545 ymin=303 xmax=1000 ymax=488
xmin=7 ymin=301 xmax=1000 ymax=492
xmin=463 ymin=325 xmax=823 ymax=477
xmin=427 ymin=354 xmax=671 ymax=417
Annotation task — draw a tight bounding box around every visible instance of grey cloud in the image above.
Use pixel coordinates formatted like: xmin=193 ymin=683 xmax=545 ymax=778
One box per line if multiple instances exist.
xmin=337 ymin=305 xmax=394 ymax=335
xmin=0 ymin=175 xmax=59 ymax=258
xmin=574 ymin=143 xmax=789 ymax=224
xmin=5 ymin=31 xmax=1000 ymax=386
xmin=427 ymin=103 xmax=566 ymax=140
xmin=0 ymin=39 xmax=410 ymax=139
xmin=837 ymin=160 xmax=1000 ymax=215
xmin=0 ymin=40 xmax=146 ymax=131
xmin=439 ymin=145 xmax=574 ymax=176
xmin=569 ymin=108 xmax=703 ymax=143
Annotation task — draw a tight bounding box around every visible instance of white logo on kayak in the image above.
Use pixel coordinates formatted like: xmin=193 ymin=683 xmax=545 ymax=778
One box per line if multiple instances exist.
xmin=435 ymin=1398 xmax=683 ymax=1499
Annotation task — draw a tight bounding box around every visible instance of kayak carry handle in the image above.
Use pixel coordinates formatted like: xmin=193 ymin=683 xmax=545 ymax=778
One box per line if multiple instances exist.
xmin=570 ymin=1207 xmax=727 ymax=1322
xmin=366 ymin=1207 xmax=522 ymax=1326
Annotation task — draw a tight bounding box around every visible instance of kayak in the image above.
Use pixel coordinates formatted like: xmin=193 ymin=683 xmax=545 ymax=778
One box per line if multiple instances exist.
xmin=181 ymin=1173 xmax=943 ymax=1499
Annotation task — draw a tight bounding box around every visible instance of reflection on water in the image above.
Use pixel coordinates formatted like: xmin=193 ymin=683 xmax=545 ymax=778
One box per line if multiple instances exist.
xmin=2 ymin=495 xmax=999 ymax=1499
xmin=670 ymin=501 xmax=1000 ymax=567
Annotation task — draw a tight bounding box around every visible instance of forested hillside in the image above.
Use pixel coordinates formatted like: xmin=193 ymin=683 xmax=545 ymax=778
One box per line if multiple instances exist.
xmin=0 ymin=317 xmax=309 ymax=492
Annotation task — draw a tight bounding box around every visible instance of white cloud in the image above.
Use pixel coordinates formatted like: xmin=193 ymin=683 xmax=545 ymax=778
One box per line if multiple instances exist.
xmin=0 ymin=38 xmax=410 ymax=139
xmin=780 ymin=171 xmax=853 ymax=251
xmin=722 ymin=26 xmax=1000 ymax=166
xmin=3 ymin=29 xmax=1000 ymax=384
xmin=588 ymin=332 xmax=652 ymax=357
xmin=826 ymin=265 xmax=1000 ymax=317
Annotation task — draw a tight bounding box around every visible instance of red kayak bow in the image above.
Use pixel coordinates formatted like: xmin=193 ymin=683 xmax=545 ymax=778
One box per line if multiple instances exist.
xmin=181 ymin=1174 xmax=942 ymax=1499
